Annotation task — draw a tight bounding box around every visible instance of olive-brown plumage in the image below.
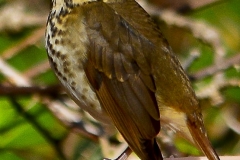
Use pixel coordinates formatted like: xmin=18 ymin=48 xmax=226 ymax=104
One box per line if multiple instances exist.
xmin=45 ymin=0 xmax=220 ymax=159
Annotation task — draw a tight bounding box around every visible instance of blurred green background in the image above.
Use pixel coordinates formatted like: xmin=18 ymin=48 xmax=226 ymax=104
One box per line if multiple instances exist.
xmin=0 ymin=0 xmax=239 ymax=159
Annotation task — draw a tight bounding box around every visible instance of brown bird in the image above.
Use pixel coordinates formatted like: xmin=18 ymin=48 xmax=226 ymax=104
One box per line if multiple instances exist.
xmin=45 ymin=0 xmax=220 ymax=159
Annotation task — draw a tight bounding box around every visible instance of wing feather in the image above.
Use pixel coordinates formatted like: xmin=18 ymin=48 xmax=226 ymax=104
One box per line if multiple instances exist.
xmin=82 ymin=1 xmax=162 ymax=159
xmin=114 ymin=52 xmax=129 ymax=81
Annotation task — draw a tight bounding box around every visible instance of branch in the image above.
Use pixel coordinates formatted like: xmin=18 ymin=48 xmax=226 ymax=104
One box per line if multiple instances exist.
xmin=1 ymin=27 xmax=45 ymax=59
xmin=0 ymin=84 xmax=62 ymax=95
xmin=23 ymin=60 xmax=51 ymax=79
xmin=190 ymin=53 xmax=240 ymax=80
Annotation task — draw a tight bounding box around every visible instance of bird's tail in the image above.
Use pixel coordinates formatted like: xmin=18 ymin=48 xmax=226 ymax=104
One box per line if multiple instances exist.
xmin=134 ymin=138 xmax=162 ymax=160
xmin=152 ymin=139 xmax=163 ymax=160
xmin=187 ymin=114 xmax=220 ymax=160
xmin=111 ymin=139 xmax=162 ymax=160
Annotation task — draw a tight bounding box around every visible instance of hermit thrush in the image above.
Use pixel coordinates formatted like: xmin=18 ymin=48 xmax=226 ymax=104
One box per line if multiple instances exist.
xmin=45 ymin=0 xmax=220 ymax=159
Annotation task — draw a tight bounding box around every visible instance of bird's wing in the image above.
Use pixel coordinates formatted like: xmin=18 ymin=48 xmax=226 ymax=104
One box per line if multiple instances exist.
xmin=82 ymin=1 xmax=162 ymax=159
xmin=94 ymin=0 xmax=218 ymax=159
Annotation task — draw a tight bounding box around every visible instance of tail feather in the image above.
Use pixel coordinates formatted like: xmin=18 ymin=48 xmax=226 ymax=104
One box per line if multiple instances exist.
xmin=133 ymin=138 xmax=162 ymax=160
xmin=187 ymin=114 xmax=220 ymax=160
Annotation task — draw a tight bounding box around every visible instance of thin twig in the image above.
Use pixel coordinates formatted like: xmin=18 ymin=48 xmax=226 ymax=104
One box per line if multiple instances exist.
xmin=0 ymin=57 xmax=31 ymax=86
xmin=190 ymin=53 xmax=240 ymax=80
xmin=23 ymin=60 xmax=51 ymax=79
xmin=1 ymin=27 xmax=45 ymax=59
xmin=0 ymin=84 xmax=61 ymax=95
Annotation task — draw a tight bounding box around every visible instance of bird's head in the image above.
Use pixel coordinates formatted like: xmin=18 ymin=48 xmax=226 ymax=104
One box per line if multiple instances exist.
xmin=52 ymin=0 xmax=98 ymax=7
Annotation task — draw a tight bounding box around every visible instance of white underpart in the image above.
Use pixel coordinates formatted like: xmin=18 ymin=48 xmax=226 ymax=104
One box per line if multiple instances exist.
xmin=45 ymin=3 xmax=109 ymax=123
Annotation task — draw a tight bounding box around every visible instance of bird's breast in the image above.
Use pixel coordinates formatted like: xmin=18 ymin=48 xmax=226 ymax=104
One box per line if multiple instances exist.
xmin=45 ymin=6 xmax=108 ymax=122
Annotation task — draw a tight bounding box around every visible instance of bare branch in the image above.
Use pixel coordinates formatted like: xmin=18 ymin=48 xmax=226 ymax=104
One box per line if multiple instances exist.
xmin=23 ymin=60 xmax=51 ymax=78
xmin=191 ymin=53 xmax=240 ymax=80
xmin=1 ymin=27 xmax=45 ymax=59
xmin=0 ymin=84 xmax=61 ymax=95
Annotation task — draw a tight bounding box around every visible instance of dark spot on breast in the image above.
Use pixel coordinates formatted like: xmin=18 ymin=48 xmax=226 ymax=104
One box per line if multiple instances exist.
xmin=60 ymin=39 xmax=65 ymax=45
xmin=81 ymin=95 xmax=86 ymax=100
xmin=56 ymin=51 xmax=61 ymax=57
xmin=48 ymin=55 xmax=53 ymax=62
xmin=56 ymin=70 xmax=63 ymax=77
xmin=51 ymin=26 xmax=58 ymax=37
xmin=51 ymin=49 xmax=56 ymax=55
xmin=60 ymin=54 xmax=67 ymax=60
xmin=83 ymin=1 xmax=94 ymax=5
xmin=62 ymin=76 xmax=67 ymax=81
xmin=49 ymin=18 xmax=54 ymax=27
xmin=47 ymin=34 xmax=50 ymax=42
xmin=63 ymin=67 xmax=69 ymax=73
xmin=70 ymin=43 xmax=76 ymax=48
xmin=82 ymin=88 xmax=87 ymax=93
xmin=48 ymin=56 xmax=58 ymax=71
xmin=63 ymin=39 xmax=71 ymax=46
xmin=71 ymin=81 xmax=76 ymax=86
xmin=57 ymin=17 xmax=62 ymax=24
xmin=52 ymin=62 xmax=57 ymax=70
xmin=55 ymin=39 xmax=59 ymax=44
xmin=68 ymin=72 xmax=75 ymax=78
xmin=59 ymin=7 xmax=69 ymax=17
xmin=71 ymin=85 xmax=76 ymax=90
xmin=63 ymin=60 xmax=70 ymax=66
xmin=49 ymin=43 xmax=53 ymax=51
xmin=66 ymin=1 xmax=74 ymax=9
xmin=57 ymin=30 xmax=66 ymax=36
xmin=58 ymin=30 xmax=63 ymax=35
xmin=89 ymin=103 xmax=95 ymax=108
